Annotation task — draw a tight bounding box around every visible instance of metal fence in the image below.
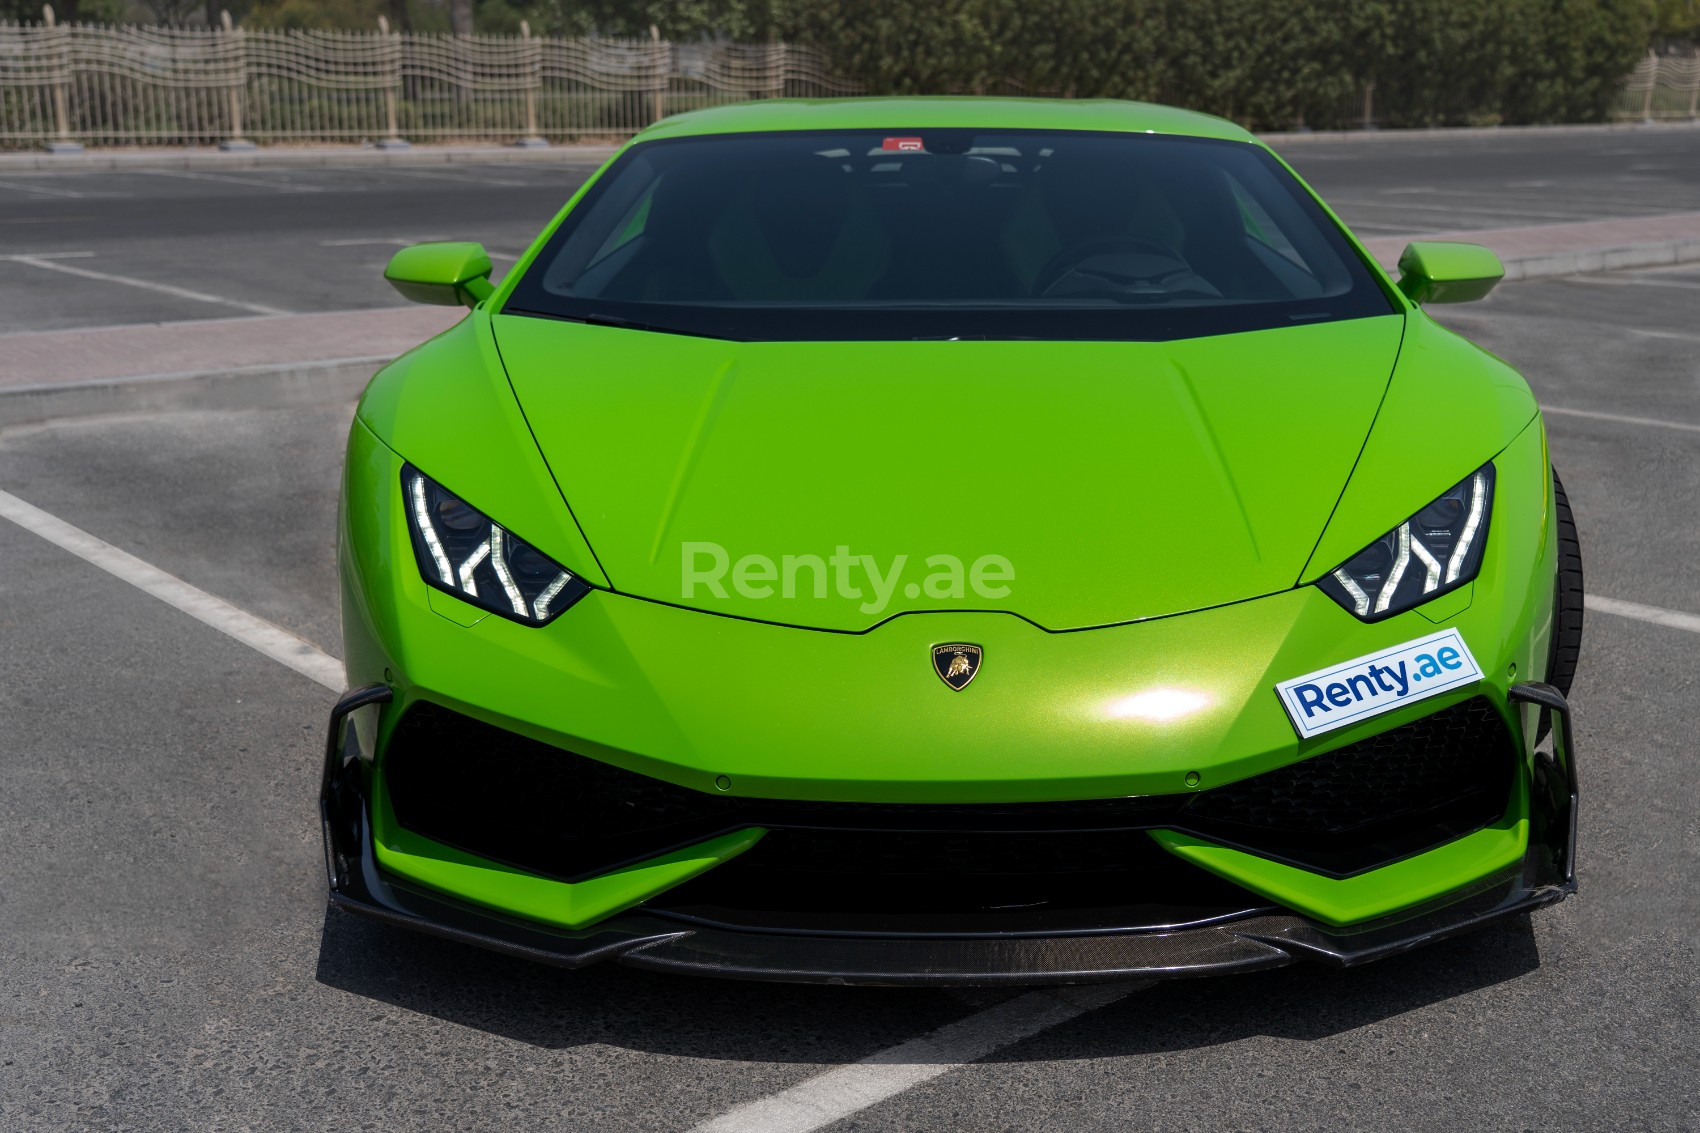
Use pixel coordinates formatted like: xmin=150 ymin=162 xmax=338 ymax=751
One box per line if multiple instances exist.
xmin=1612 ymin=50 xmax=1700 ymax=121
xmin=1 ymin=19 xmax=1694 ymax=150
xmin=0 ymin=19 xmax=862 ymax=148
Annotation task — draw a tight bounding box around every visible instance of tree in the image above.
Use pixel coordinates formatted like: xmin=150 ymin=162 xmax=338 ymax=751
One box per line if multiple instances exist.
xmin=243 ymin=0 xmax=385 ymax=29
xmin=138 ymin=0 xmax=203 ymax=20
xmin=1652 ymin=0 xmax=1700 ymax=42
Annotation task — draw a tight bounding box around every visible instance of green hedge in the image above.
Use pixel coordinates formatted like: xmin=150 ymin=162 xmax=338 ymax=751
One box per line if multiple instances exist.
xmin=773 ymin=0 xmax=1656 ymax=128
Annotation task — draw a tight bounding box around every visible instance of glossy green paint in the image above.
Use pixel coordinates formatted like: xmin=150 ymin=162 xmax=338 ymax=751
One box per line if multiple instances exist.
xmin=634 ymin=96 xmax=1256 ymax=146
xmin=343 ymin=97 xmax=1563 ymax=933
xmin=491 ymin=313 xmax=1404 ymax=631
xmin=384 ymin=241 xmax=495 ymax=308
xmin=371 ymin=771 xmax=766 ymax=929
xmin=342 ymin=405 xmax=1554 ymax=802
xmin=356 ymin=316 xmax=609 ymax=589
xmin=1396 ymin=241 xmax=1506 ymax=305
xmin=1150 ymin=770 xmax=1528 ymax=926
xmin=1302 ymin=317 xmax=1541 ymax=583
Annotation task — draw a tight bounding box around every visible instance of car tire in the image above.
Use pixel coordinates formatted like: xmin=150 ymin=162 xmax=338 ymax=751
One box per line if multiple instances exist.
xmin=1546 ymin=467 xmax=1585 ymax=699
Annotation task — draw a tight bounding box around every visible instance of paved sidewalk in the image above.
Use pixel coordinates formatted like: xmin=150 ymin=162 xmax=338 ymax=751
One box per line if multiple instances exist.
xmin=1362 ymin=212 xmax=1700 ymax=278
xmin=0 ymin=306 xmax=460 ymax=391
xmin=0 ymin=305 xmax=463 ymax=427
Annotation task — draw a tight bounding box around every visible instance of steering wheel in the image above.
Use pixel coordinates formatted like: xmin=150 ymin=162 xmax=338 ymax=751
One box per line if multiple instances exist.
xmin=1033 ymin=235 xmax=1194 ymax=298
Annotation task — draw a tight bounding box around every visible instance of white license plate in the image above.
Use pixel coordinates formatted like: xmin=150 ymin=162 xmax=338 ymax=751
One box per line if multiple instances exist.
xmin=1274 ymin=629 xmax=1483 ymax=739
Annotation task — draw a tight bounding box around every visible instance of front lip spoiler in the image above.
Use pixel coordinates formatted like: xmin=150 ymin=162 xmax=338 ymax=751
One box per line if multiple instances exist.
xmin=328 ymin=853 xmax=1568 ymax=986
xmin=320 ymin=682 xmax=1579 ymax=987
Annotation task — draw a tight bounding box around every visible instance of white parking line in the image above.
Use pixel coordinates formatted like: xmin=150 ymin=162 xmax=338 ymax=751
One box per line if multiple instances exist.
xmin=0 ymin=487 xmax=343 ymax=691
xmin=2 ymin=254 xmax=290 ymax=316
xmin=1328 ymin=197 xmax=1613 ymax=224
xmin=0 ymin=178 xmax=89 ymax=198
xmin=1628 ymin=277 xmax=1700 ymax=291
xmin=319 ymin=237 xmax=446 ymax=247
xmin=1563 ymin=275 xmax=1700 ymax=292
xmin=1541 ymin=405 xmax=1700 ymax=434
xmin=1588 ymin=595 xmax=1700 ymax=635
xmin=140 ymin=168 xmax=326 ymax=193
xmin=377 ymin=168 xmax=530 ymax=188
xmin=1368 ymin=181 xmax=1686 ymax=212
xmin=689 ymin=983 xmax=1142 ymax=1133
xmin=318 ymin=237 xmax=520 ymax=261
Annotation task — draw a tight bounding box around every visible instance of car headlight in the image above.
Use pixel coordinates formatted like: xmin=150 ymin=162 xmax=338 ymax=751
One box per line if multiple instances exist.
xmin=1318 ymin=464 xmax=1494 ymax=621
xmin=401 ymin=465 xmax=591 ymax=624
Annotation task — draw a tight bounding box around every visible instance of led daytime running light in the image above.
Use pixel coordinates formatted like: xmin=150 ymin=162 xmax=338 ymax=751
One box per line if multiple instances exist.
xmin=1446 ymin=470 xmax=1488 ymax=583
xmin=1319 ymin=463 xmax=1494 ymax=622
xmin=401 ymin=466 xmax=589 ymax=625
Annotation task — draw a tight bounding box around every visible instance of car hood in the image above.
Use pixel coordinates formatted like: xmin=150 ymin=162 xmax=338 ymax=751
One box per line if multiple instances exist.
xmin=491 ymin=313 xmax=1405 ymax=631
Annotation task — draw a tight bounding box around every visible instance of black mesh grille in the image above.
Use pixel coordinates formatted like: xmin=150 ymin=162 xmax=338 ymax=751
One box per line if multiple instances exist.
xmin=1185 ymin=697 xmax=1511 ymax=834
xmin=743 ymin=828 xmax=1162 ymax=876
xmin=383 ymin=695 xmax=1515 ymax=885
xmin=646 ymin=827 xmax=1268 ymax=937
xmin=383 ymin=705 xmax=739 ymax=881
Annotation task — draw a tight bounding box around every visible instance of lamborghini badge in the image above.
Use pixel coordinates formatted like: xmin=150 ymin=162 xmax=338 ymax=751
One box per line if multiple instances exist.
xmin=932 ymin=644 xmax=983 ymax=691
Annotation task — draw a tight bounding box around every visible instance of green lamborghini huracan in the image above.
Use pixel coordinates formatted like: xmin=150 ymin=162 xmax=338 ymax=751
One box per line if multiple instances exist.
xmin=322 ymin=98 xmax=1585 ymax=984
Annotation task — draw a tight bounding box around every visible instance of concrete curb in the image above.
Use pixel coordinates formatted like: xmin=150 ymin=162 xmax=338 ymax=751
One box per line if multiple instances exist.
xmin=2 ymin=119 xmax=1695 ymax=171
xmin=1361 ymin=214 xmax=1700 ymax=279
xmin=1261 ymin=119 xmax=1700 ymax=145
xmin=0 ymin=356 xmax=380 ymax=430
xmin=0 ymin=142 xmax=620 ymax=172
xmin=1499 ymin=236 xmax=1700 ymax=280
xmin=1362 ymin=237 xmax=1700 ymax=280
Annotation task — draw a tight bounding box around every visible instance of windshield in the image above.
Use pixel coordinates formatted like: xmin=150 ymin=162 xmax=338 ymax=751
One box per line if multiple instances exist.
xmin=503 ymin=129 xmax=1393 ymax=342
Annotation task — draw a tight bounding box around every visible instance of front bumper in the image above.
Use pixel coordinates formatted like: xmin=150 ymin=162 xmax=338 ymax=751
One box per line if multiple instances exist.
xmin=330 ymin=406 xmax=1572 ymax=983
xmin=321 ymin=683 xmax=1577 ymax=986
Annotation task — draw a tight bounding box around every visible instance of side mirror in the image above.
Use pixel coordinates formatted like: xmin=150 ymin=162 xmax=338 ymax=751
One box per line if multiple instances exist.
xmin=1395 ymin=241 xmax=1504 ymax=305
xmin=384 ymin=242 xmax=495 ymax=308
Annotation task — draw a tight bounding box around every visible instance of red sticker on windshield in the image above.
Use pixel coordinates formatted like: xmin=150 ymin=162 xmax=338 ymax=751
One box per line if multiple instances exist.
xmin=882 ymin=137 xmax=925 ymax=152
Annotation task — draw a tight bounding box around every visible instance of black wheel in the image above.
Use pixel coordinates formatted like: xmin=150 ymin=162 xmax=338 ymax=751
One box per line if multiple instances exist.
xmin=1546 ymin=467 xmax=1585 ymax=699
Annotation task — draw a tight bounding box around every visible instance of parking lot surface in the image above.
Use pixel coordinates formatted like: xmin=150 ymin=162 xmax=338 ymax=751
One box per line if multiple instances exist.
xmin=1 ymin=135 xmax=1698 ymax=1130
xmin=1 ymin=127 xmax=1697 ymax=332
xmin=1 ymin=265 xmax=1696 ymax=1132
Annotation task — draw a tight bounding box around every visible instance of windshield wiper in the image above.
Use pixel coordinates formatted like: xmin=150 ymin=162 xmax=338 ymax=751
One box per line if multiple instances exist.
xmin=581 ymin=312 xmax=666 ymax=332
xmin=909 ymin=334 xmax=1043 ymax=341
xmin=502 ymin=307 xmax=741 ymax=342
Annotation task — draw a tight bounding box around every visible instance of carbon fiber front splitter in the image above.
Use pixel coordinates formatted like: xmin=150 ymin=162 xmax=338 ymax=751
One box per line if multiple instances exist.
xmin=319 ymin=683 xmax=1578 ymax=987
xmin=326 ymin=838 xmax=1568 ymax=985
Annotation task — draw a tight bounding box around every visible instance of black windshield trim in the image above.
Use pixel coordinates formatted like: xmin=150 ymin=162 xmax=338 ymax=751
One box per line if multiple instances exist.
xmin=499 ymin=303 xmax=1396 ymax=344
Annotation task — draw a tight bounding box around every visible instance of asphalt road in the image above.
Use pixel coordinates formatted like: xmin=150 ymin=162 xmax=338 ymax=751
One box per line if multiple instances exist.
xmin=1 ymin=127 xmax=1699 ymax=332
xmin=3 ymin=128 xmax=1700 ymax=1129
xmin=1 ymin=259 xmax=1698 ymax=1129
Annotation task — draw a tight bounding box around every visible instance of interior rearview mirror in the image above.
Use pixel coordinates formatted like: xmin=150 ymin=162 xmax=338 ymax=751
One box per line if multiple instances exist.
xmin=1395 ymin=241 xmax=1504 ymax=305
xmin=384 ymin=242 xmax=495 ymax=309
